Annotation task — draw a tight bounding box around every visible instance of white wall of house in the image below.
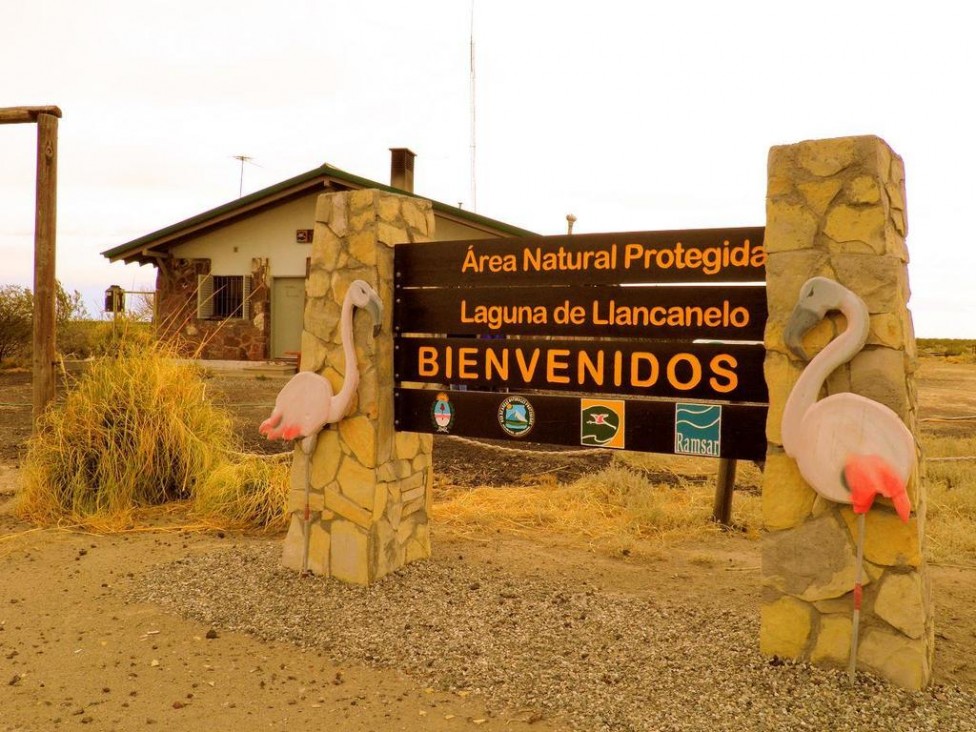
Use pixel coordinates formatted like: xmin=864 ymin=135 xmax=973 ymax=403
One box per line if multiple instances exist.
xmin=168 ymin=192 xmax=500 ymax=278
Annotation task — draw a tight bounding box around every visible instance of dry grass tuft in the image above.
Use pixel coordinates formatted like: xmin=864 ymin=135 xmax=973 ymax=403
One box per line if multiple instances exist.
xmin=19 ymin=341 xmax=236 ymax=529
xmin=922 ymin=435 xmax=976 ymax=563
xmin=434 ymin=462 xmax=762 ymax=556
xmin=193 ymin=455 xmax=290 ymax=531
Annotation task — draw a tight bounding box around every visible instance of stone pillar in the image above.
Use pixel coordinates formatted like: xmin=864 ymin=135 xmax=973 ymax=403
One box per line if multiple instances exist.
xmin=281 ymin=189 xmax=435 ymax=584
xmin=760 ymin=136 xmax=932 ymax=689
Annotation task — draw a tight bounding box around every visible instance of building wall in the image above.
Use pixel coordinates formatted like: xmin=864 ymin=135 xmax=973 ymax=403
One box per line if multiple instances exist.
xmin=157 ymin=191 xmax=505 ymax=360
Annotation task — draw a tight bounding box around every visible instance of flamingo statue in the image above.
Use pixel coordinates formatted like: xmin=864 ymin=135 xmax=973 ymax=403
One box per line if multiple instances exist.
xmin=781 ymin=276 xmax=916 ymax=682
xmin=260 ymin=279 xmax=383 ymax=574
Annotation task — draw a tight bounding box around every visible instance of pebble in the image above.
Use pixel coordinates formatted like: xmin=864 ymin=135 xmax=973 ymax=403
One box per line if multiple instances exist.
xmin=128 ymin=544 xmax=976 ymax=732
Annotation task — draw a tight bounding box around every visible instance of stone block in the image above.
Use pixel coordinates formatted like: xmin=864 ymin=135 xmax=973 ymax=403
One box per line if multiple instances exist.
xmin=875 ymin=571 xmax=925 ymax=638
xmin=866 ymin=313 xmax=904 ymax=350
xmin=797 ymin=179 xmax=843 ymax=217
xmin=849 ymin=348 xmax=910 ymax=419
xmin=330 ymin=519 xmax=370 ymax=585
xmin=847 ymin=175 xmax=881 ymax=205
xmin=377 ymin=195 xmax=401 ymax=223
xmin=838 ymin=507 xmax=921 ymax=567
xmin=308 ymin=521 xmax=331 ymax=576
xmin=763 ymin=513 xmax=858 ymax=601
xmin=287 ymin=488 xmax=325 ymax=514
xmin=857 ymin=626 xmax=930 ymax=690
xmin=339 ymin=415 xmax=376 ymax=468
xmin=377 ymin=222 xmax=408 ymax=246
xmin=765 ymin=200 xmax=818 ymax=253
xmin=312 ymin=224 xmax=342 ymax=272
xmin=760 ymin=596 xmax=814 ymax=658
xmin=824 ymin=204 xmax=887 ymax=254
xmin=810 ymin=614 xmax=852 ymax=665
xmin=762 ymin=451 xmax=816 ymax=530
xmin=349 ymin=189 xmax=376 ymax=212
xmin=314 ymin=195 xmax=332 ymax=224
xmin=830 ymin=256 xmax=907 ymax=314
xmin=337 ymin=457 xmax=376 ymax=510
xmin=328 ymin=193 xmax=348 ymax=236
xmin=324 ymin=487 xmax=373 ymax=527
xmin=348 ymin=230 xmax=377 ymax=266
xmin=395 ymin=430 xmax=421 ymax=461
xmin=796 ymin=137 xmax=857 ymax=177
xmin=310 ymin=428 xmax=342 ymax=489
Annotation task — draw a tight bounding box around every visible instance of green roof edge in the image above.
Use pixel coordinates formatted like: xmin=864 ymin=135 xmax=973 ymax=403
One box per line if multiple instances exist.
xmin=101 ymin=162 xmax=536 ymax=261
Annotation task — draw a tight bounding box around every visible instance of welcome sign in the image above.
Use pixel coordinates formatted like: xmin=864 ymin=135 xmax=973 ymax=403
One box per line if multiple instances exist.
xmin=393 ymin=228 xmax=769 ymax=461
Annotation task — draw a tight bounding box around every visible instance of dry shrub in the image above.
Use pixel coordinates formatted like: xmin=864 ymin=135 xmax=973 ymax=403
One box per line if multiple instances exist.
xmin=922 ymin=435 xmax=976 ymax=563
xmin=434 ymin=462 xmax=762 ymax=555
xmin=193 ymin=455 xmax=290 ymax=531
xmin=19 ymin=342 xmax=235 ymax=528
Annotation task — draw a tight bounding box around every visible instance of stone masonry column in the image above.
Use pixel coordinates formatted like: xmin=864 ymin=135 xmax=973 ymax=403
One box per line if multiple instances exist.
xmin=760 ymin=136 xmax=932 ymax=688
xmin=281 ymin=189 xmax=435 ymax=584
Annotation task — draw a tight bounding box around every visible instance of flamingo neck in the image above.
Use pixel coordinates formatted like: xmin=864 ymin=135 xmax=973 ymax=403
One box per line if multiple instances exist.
xmin=781 ymin=291 xmax=869 ymax=455
xmin=330 ymin=292 xmax=360 ymax=419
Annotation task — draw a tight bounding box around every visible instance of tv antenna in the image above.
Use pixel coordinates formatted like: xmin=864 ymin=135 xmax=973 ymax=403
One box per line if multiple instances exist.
xmin=469 ymin=0 xmax=477 ymax=212
xmin=231 ymin=154 xmax=260 ymax=197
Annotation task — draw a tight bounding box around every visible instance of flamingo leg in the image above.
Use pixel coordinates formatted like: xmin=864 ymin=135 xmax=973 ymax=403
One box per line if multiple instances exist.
xmin=299 ymin=432 xmax=318 ymax=577
xmin=848 ymin=512 xmax=866 ymax=684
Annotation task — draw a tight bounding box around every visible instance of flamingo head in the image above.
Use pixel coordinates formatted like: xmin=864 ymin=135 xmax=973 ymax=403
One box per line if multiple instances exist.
xmin=347 ymin=279 xmax=383 ymax=335
xmin=784 ymin=277 xmax=853 ymax=361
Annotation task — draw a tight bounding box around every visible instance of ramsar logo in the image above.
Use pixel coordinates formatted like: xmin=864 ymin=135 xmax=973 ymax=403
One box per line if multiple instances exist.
xmin=580 ymin=399 xmax=625 ymax=449
xmin=674 ymin=403 xmax=722 ymax=457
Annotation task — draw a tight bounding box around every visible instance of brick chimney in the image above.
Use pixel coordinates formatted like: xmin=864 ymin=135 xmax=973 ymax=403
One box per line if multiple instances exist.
xmin=389 ymin=148 xmax=416 ymax=193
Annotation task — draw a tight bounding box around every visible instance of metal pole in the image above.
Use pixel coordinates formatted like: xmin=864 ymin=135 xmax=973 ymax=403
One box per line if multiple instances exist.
xmin=712 ymin=458 xmax=736 ymax=526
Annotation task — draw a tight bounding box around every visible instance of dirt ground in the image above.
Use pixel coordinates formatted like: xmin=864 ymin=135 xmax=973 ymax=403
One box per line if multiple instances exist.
xmin=0 ymin=358 xmax=974 ymax=731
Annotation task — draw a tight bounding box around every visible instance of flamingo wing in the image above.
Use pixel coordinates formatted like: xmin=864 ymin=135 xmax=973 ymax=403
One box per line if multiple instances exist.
xmin=259 ymin=372 xmax=334 ymax=441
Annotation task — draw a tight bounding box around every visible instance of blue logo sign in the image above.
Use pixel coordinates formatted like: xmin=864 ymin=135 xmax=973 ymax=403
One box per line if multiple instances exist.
xmin=674 ymin=403 xmax=722 ymax=457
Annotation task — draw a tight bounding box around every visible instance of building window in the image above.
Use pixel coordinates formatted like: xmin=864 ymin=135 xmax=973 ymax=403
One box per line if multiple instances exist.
xmin=197 ymin=275 xmax=251 ymax=320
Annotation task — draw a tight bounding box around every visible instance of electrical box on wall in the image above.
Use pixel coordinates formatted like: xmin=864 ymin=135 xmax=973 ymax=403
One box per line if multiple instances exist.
xmin=296 ymin=229 xmax=314 ymax=243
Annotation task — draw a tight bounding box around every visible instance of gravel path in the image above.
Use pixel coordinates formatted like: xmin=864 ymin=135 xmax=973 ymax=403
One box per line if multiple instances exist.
xmin=129 ymin=544 xmax=976 ymax=732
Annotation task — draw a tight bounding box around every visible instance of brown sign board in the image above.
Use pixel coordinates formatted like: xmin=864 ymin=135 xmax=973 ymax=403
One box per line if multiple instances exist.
xmin=395 ymin=226 xmax=765 ymax=288
xmin=395 ymin=338 xmax=768 ymax=403
xmin=395 ymin=284 xmax=767 ymax=341
xmin=392 ymin=227 xmax=768 ymax=459
xmin=395 ymin=388 xmax=768 ymax=462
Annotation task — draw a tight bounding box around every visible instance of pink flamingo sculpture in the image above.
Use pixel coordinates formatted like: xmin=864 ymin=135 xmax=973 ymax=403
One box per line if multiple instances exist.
xmin=260 ymin=279 xmax=382 ymax=574
xmin=782 ymin=276 xmax=916 ymax=682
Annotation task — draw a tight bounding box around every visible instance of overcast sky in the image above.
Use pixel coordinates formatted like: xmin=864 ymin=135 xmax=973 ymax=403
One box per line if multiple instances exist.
xmin=1 ymin=1 xmax=972 ymax=336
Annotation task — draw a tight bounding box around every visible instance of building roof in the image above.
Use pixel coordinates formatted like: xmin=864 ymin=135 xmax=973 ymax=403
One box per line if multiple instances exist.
xmin=102 ymin=161 xmax=536 ymax=265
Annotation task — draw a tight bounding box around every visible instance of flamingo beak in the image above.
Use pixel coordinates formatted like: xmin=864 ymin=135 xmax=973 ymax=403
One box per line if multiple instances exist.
xmin=783 ymin=304 xmax=820 ymax=361
xmin=365 ymin=291 xmax=383 ymax=336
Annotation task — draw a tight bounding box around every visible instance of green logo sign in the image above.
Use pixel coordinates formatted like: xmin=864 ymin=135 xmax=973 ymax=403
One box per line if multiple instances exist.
xmin=580 ymin=398 xmax=625 ymax=449
xmin=674 ymin=403 xmax=721 ymax=457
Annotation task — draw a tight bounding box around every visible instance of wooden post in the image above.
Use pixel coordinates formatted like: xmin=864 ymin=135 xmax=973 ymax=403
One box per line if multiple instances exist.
xmin=712 ymin=458 xmax=736 ymax=526
xmin=0 ymin=106 xmax=62 ymax=425
xmin=33 ymin=113 xmax=58 ymax=422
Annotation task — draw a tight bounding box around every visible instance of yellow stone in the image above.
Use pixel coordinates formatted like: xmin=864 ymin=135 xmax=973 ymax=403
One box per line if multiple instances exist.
xmin=339 ymin=415 xmax=376 ymax=468
xmin=765 ymin=200 xmax=818 ymax=253
xmin=348 ymin=189 xmax=376 ymax=211
xmin=330 ymin=519 xmax=370 ymax=585
xmin=796 ymin=137 xmax=856 ymax=177
xmin=305 ymin=269 xmax=329 ymax=298
xmin=823 ymin=204 xmax=886 ymax=253
xmin=377 ymin=195 xmax=401 ymax=223
xmin=760 ymin=596 xmax=813 ymax=658
xmin=401 ymin=199 xmax=431 ymax=234
xmin=866 ymin=312 xmax=903 ymax=349
xmin=324 ymin=487 xmax=372 ymax=527
xmin=337 ymin=457 xmax=376 ymax=510
xmin=395 ymin=430 xmax=421 ymax=460
xmin=762 ymin=452 xmax=816 ymax=530
xmin=314 ymin=194 xmax=332 ymax=224
xmin=327 ymin=193 xmax=348 ymax=236
xmin=857 ymin=626 xmax=930 ymax=690
xmin=347 ymin=230 xmax=376 ymax=266
xmin=307 ymin=521 xmax=331 ymax=576
xmin=287 ymin=488 xmax=324 ymax=513
xmin=310 ymin=428 xmax=342 ymax=489
xmin=377 ymin=222 xmax=407 ymax=246
xmin=797 ymin=179 xmax=843 ymax=216
xmin=810 ymin=614 xmax=852 ymax=665
xmin=875 ymin=571 xmax=926 ymax=639
xmin=839 ymin=507 xmax=921 ymax=567
xmin=299 ymin=332 xmax=326 ymax=373
xmin=847 ymin=175 xmax=881 ymax=205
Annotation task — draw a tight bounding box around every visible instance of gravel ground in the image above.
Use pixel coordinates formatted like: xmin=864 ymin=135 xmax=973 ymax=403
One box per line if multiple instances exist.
xmin=129 ymin=544 xmax=976 ymax=732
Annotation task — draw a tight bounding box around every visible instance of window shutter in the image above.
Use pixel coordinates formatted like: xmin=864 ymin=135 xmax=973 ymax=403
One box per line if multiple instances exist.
xmin=241 ymin=276 xmax=252 ymax=320
xmin=197 ymin=275 xmax=214 ymax=319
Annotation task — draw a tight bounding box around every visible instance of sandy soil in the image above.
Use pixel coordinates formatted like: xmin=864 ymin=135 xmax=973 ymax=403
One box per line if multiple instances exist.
xmin=0 ymin=359 xmax=974 ymax=731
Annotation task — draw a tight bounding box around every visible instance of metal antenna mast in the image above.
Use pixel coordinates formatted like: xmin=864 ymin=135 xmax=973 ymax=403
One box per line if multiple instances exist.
xmin=232 ymin=154 xmax=255 ymax=198
xmin=469 ymin=0 xmax=477 ymax=212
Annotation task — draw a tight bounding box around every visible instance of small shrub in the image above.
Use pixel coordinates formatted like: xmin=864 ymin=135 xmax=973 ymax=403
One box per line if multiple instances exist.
xmin=19 ymin=341 xmax=235 ymax=527
xmin=193 ymin=455 xmax=290 ymax=531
